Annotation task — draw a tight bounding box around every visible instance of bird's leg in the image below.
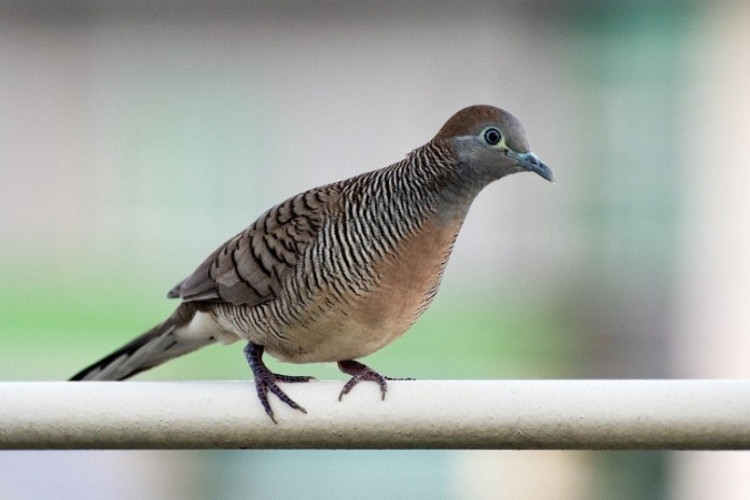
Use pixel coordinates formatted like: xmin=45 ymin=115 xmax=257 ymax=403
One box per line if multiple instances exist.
xmin=243 ymin=342 xmax=313 ymax=423
xmin=336 ymin=359 xmax=414 ymax=402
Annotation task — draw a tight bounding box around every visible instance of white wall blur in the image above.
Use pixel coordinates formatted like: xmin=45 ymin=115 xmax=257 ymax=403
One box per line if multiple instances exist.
xmin=0 ymin=3 xmax=571 ymax=289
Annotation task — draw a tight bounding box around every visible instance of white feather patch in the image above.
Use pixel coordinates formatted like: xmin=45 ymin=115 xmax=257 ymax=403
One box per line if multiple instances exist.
xmin=176 ymin=310 xmax=241 ymax=345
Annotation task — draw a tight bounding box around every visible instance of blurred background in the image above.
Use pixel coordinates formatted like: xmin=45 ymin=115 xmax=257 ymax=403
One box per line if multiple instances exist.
xmin=1 ymin=1 xmax=749 ymax=498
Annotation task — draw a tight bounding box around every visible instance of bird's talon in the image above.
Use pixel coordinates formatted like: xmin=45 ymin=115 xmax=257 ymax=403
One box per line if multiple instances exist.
xmin=336 ymin=359 xmax=405 ymax=402
xmin=245 ymin=342 xmax=312 ymax=421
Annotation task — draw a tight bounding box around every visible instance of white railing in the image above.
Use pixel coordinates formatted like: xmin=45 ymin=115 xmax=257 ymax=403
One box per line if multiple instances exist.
xmin=1 ymin=380 xmax=748 ymax=449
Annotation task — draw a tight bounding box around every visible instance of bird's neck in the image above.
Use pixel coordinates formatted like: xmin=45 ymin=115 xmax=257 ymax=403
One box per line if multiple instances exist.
xmin=397 ymin=142 xmax=483 ymax=225
xmin=344 ymin=142 xmax=481 ymax=235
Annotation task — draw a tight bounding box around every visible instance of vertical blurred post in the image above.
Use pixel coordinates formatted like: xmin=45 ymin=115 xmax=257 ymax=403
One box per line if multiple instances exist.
xmin=566 ymin=3 xmax=693 ymax=498
xmin=674 ymin=1 xmax=750 ymax=499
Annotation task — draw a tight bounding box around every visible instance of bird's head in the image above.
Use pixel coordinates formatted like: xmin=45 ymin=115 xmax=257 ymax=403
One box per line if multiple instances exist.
xmin=433 ymin=105 xmax=554 ymax=186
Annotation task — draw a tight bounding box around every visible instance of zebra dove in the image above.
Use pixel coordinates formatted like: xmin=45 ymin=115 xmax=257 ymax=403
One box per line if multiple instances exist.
xmin=71 ymin=105 xmax=553 ymax=422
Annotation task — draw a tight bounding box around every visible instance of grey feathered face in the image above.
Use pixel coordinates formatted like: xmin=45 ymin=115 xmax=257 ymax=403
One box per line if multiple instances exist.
xmin=435 ymin=105 xmax=554 ymax=184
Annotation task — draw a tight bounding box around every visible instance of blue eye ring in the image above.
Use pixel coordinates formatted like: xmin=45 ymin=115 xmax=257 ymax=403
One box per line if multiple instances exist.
xmin=483 ymin=127 xmax=502 ymax=146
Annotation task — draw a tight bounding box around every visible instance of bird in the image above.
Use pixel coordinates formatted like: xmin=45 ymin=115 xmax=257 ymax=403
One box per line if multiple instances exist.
xmin=70 ymin=104 xmax=553 ymax=422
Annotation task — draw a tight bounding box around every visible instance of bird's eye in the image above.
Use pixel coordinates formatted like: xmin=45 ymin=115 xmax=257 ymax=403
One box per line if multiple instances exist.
xmin=482 ymin=127 xmax=503 ymax=146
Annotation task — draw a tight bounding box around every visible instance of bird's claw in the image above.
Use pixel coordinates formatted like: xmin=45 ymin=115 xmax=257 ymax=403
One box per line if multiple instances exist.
xmin=254 ymin=373 xmax=308 ymax=423
xmin=245 ymin=342 xmax=312 ymax=423
xmin=337 ymin=360 xmax=412 ymax=401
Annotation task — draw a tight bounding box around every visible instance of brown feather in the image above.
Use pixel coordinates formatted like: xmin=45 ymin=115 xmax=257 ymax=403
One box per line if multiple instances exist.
xmin=169 ymin=188 xmax=339 ymax=307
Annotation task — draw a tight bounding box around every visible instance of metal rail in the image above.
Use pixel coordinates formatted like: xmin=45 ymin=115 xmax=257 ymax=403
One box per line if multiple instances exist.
xmin=1 ymin=380 xmax=748 ymax=449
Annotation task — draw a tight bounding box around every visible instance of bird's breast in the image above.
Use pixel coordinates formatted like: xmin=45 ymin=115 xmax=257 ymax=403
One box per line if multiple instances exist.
xmin=263 ymin=214 xmax=464 ymax=363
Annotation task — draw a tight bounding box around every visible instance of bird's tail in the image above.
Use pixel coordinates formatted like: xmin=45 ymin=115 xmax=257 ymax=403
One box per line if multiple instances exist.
xmin=70 ymin=302 xmax=215 ymax=381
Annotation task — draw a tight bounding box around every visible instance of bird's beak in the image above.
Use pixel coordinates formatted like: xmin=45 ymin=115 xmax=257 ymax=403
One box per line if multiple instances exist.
xmin=513 ymin=151 xmax=554 ymax=182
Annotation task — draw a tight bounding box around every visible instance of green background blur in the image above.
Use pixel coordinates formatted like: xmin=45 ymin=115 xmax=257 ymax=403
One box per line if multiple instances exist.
xmin=2 ymin=1 xmax=750 ymax=499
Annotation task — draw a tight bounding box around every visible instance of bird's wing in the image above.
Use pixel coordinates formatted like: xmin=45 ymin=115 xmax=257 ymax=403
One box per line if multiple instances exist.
xmin=168 ymin=188 xmax=339 ymax=307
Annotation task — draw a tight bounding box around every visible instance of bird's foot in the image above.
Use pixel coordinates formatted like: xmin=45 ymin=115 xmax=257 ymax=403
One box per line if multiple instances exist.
xmin=337 ymin=359 xmax=413 ymax=401
xmin=244 ymin=342 xmax=313 ymax=423
xmin=253 ymin=371 xmax=311 ymax=424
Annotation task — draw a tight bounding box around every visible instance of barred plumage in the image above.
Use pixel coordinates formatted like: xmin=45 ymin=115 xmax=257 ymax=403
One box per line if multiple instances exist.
xmin=71 ymin=105 xmax=553 ymax=422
